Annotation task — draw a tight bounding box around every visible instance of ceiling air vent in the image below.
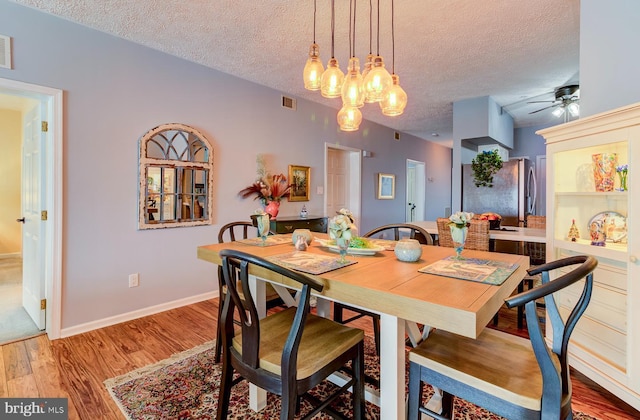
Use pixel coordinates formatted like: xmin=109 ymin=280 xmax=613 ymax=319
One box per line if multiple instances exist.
xmin=0 ymin=35 xmax=11 ymax=69
xmin=281 ymin=95 xmax=296 ymax=111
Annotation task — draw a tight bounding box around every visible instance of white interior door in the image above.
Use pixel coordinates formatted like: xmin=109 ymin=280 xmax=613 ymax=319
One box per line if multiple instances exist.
xmin=22 ymin=103 xmax=46 ymax=329
xmin=406 ymin=160 xmax=426 ymax=222
xmin=325 ymin=144 xmax=362 ymax=227
xmin=326 ymin=148 xmax=348 ymax=218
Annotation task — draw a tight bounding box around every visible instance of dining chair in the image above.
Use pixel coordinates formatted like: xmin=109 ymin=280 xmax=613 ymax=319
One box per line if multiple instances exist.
xmin=436 ymin=218 xmax=490 ymax=251
xmin=407 ymin=255 xmax=597 ymax=420
xmin=217 ymin=249 xmax=365 ymax=420
xmin=333 ymin=223 xmax=433 ymax=355
xmin=214 ymin=221 xmax=286 ymax=363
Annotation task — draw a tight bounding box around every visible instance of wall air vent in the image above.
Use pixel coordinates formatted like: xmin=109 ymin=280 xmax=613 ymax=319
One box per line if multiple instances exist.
xmin=0 ymin=35 xmax=11 ymax=69
xmin=281 ymin=95 xmax=296 ymax=111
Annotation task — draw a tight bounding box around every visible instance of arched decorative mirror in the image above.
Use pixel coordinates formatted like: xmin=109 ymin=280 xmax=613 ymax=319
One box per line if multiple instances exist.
xmin=138 ymin=123 xmax=214 ymax=229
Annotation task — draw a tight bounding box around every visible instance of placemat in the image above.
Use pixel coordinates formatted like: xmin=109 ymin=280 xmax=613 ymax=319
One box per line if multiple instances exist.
xmin=238 ymin=235 xmax=292 ymax=246
xmin=267 ymin=251 xmax=357 ymax=275
xmin=418 ymin=256 xmax=519 ymax=286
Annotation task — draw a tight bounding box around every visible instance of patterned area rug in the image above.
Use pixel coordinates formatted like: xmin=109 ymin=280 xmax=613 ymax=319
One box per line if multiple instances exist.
xmin=105 ymin=337 xmax=597 ymax=419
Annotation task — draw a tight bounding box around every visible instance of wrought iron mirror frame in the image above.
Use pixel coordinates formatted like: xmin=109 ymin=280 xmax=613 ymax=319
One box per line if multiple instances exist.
xmin=138 ymin=123 xmax=214 ymax=230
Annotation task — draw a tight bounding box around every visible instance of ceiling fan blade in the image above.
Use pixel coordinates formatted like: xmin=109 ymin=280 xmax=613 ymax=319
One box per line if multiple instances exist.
xmin=527 ymin=100 xmax=556 ymax=104
xmin=529 ymin=104 xmax=559 ymax=114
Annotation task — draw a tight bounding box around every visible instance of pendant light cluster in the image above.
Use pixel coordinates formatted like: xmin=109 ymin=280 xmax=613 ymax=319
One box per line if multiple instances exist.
xmin=303 ymin=0 xmax=407 ymax=132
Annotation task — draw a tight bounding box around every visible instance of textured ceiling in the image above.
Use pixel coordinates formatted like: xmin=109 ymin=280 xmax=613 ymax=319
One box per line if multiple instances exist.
xmin=10 ymin=0 xmax=580 ymax=145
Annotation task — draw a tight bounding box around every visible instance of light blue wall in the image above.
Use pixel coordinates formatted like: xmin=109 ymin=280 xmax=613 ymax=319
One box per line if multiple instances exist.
xmin=452 ymin=96 xmax=514 ymax=148
xmin=0 ymin=1 xmax=451 ymax=331
xmin=580 ymin=0 xmax=640 ymax=117
xmin=511 ymin=124 xmax=550 ymax=159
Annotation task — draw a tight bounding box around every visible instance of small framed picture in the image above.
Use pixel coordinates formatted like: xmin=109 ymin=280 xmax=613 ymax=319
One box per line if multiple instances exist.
xmin=377 ymin=173 xmax=395 ymax=199
xmin=288 ymin=165 xmax=310 ymax=202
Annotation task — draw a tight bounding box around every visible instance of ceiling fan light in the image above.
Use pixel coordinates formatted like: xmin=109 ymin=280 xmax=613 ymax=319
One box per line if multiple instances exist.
xmin=341 ymin=57 xmax=365 ymax=108
xmin=303 ymin=43 xmax=324 ymax=91
xmin=321 ymin=58 xmax=344 ymax=98
xmin=363 ymin=56 xmax=392 ymax=103
xmin=380 ymin=74 xmax=407 ymax=116
xmin=552 ymin=107 xmax=565 ymax=118
xmin=567 ymin=102 xmax=580 ymax=117
xmin=337 ymin=105 xmax=362 ymax=131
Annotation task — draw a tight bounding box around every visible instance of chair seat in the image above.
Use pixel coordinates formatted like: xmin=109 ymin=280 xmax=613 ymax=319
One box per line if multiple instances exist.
xmin=410 ymin=328 xmax=560 ymax=411
xmin=233 ymin=307 xmax=364 ymax=379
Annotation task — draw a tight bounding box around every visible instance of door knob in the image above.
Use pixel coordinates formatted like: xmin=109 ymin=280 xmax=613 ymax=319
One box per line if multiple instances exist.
xmin=16 ymin=217 xmax=25 ymax=223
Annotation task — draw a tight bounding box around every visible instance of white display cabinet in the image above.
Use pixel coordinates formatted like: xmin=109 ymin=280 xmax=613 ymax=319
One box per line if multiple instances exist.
xmin=538 ymin=102 xmax=640 ymax=411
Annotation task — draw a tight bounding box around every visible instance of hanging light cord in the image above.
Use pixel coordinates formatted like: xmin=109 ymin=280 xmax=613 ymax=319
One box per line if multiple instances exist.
xmin=313 ymin=0 xmax=317 ymax=44
xmin=376 ymin=0 xmax=381 ymax=55
xmin=348 ymin=0 xmax=353 ymax=58
xmin=368 ymin=0 xmax=373 ymax=54
xmin=349 ymin=0 xmax=357 ymax=58
xmin=391 ymin=0 xmax=395 ymax=74
xmin=331 ymin=0 xmax=335 ymax=58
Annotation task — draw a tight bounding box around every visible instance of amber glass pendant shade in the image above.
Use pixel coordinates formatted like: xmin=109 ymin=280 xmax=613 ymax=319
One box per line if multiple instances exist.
xmin=321 ymin=58 xmax=344 ymax=99
xmin=341 ymin=57 xmax=364 ymax=108
xmin=363 ymin=56 xmax=392 ymax=103
xmin=303 ymin=43 xmax=324 ymax=91
xmin=380 ymin=74 xmax=407 ymax=116
xmin=337 ymin=105 xmax=362 ymax=131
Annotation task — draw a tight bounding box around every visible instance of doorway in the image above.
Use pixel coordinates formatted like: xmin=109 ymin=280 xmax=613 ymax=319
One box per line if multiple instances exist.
xmin=0 ymin=77 xmax=63 ymax=341
xmin=324 ymin=143 xmax=362 ymax=226
xmin=406 ymin=160 xmax=426 ymax=222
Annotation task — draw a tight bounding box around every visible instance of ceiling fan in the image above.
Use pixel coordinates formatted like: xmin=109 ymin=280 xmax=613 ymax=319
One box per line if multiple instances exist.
xmin=528 ymin=84 xmax=580 ymax=119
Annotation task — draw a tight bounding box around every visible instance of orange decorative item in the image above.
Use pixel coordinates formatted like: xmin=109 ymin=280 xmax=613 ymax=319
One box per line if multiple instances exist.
xmin=592 ymin=153 xmax=617 ymax=192
xmin=264 ymin=201 xmax=280 ymax=219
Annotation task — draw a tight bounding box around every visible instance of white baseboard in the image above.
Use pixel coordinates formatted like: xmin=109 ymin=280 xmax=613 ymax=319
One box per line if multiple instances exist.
xmin=59 ymin=291 xmax=219 ymax=339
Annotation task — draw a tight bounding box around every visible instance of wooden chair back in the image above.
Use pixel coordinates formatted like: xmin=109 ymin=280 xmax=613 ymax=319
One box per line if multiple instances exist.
xmin=217 ymin=249 xmax=365 ymax=419
xmin=526 ymin=215 xmax=546 ymax=265
xmin=407 ymin=255 xmax=598 ymax=420
xmin=218 ymin=221 xmax=255 ymax=243
xmin=363 ymin=223 xmax=434 ymax=245
xmin=214 ymin=221 xmax=266 ymax=363
xmin=436 ymin=218 xmax=490 ymax=251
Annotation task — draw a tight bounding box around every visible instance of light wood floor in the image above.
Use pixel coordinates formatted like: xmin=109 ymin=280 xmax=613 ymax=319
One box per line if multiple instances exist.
xmin=1 ymin=298 xmax=638 ymax=419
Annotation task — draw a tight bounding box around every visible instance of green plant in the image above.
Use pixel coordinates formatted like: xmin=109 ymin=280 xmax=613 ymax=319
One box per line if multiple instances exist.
xmin=471 ymin=150 xmax=503 ymax=187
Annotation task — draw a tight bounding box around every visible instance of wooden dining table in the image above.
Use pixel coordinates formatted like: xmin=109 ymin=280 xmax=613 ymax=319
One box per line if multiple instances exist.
xmin=197 ymin=234 xmax=530 ymax=419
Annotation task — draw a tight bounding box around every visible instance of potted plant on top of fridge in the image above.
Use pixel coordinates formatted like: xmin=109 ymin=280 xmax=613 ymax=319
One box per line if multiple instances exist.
xmin=471 ymin=149 xmax=503 ymax=187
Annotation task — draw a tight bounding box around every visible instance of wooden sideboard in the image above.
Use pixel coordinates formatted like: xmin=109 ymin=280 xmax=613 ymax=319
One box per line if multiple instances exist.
xmin=251 ymin=215 xmax=328 ymax=234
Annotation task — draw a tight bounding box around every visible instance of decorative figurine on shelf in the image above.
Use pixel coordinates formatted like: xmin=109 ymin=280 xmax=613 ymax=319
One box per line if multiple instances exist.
xmin=616 ymin=164 xmax=628 ymax=191
xmin=567 ymin=219 xmax=580 ymax=242
xmin=300 ymin=205 xmax=308 ymax=218
xmin=589 ymin=219 xmax=606 ymax=246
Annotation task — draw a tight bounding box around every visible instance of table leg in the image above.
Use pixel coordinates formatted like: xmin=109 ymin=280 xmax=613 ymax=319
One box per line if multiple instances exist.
xmin=379 ymin=313 xmax=406 ymax=419
xmin=315 ymin=296 xmax=331 ymax=318
xmin=248 ymin=275 xmax=267 ymax=412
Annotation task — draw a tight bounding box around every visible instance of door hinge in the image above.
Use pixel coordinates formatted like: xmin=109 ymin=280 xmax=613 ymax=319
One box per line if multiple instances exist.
xmin=40 ymin=299 xmax=47 ymax=310
xmin=41 ymin=121 xmax=48 ymax=132
xmin=41 ymin=210 xmax=48 ymax=221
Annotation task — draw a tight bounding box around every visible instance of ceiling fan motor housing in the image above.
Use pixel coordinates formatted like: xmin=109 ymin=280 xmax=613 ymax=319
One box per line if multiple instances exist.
xmin=555 ymin=84 xmax=579 ymax=100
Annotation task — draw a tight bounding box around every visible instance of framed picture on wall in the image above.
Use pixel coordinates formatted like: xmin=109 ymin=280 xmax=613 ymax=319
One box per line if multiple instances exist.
xmin=288 ymin=165 xmax=310 ymax=202
xmin=377 ymin=173 xmax=395 ymax=199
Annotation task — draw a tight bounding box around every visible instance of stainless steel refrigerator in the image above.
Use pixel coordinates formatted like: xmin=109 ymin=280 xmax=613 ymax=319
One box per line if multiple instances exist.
xmin=462 ymin=158 xmax=537 ymax=227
